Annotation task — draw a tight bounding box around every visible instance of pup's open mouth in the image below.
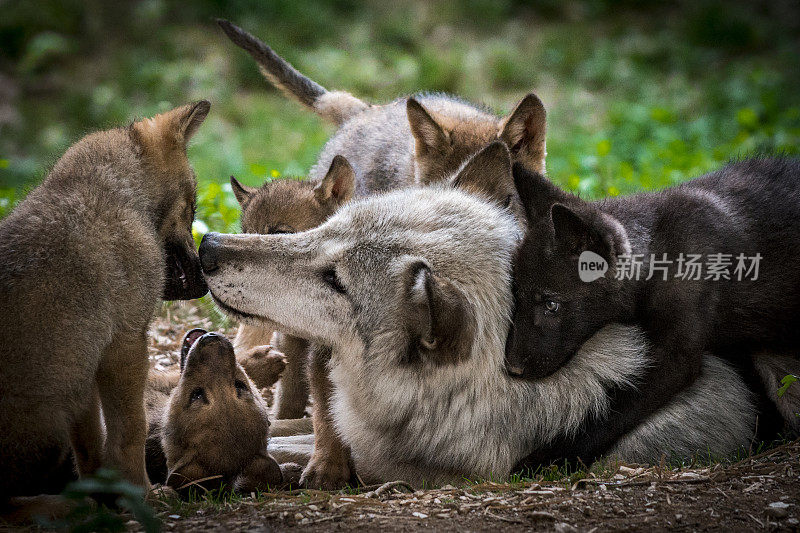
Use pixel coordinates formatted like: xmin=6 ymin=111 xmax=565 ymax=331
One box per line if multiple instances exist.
xmin=163 ymin=243 xmax=208 ymax=300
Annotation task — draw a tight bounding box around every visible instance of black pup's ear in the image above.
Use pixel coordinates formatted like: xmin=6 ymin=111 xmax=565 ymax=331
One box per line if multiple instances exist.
xmin=180 ymin=328 xmax=207 ymax=372
xmin=512 ymin=162 xmax=573 ymax=222
xmin=230 ymin=176 xmax=256 ymax=208
xmin=404 ymin=261 xmax=475 ymax=366
xmin=550 ymin=203 xmax=629 ymax=266
xmin=452 ymin=142 xmax=516 ymax=208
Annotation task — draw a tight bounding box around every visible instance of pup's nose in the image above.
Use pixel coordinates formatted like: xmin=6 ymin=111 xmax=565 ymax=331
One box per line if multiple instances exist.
xmin=199 ymin=232 xmax=220 ymax=274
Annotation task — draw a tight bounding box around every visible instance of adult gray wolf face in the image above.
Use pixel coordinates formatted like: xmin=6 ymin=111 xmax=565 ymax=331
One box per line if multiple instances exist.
xmin=200 ymin=187 xmax=756 ymax=484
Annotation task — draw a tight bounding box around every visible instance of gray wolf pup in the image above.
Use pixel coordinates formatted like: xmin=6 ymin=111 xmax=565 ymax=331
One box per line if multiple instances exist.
xmin=505 ymin=158 xmax=800 ymax=469
xmin=199 ymin=183 xmax=758 ymax=486
xmin=216 ymin=19 xmax=547 ymax=187
xmin=0 ymin=101 xmax=209 ymax=504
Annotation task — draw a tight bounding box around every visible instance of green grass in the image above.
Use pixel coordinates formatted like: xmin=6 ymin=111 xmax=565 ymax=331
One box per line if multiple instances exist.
xmin=1 ymin=1 xmax=798 ymax=233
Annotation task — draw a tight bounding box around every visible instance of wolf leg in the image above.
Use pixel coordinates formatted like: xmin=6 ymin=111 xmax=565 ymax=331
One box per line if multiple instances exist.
xmin=69 ymin=385 xmax=104 ymax=477
xmin=299 ymin=344 xmax=353 ymax=489
xmin=96 ymin=329 xmax=149 ymax=488
xmin=272 ymin=333 xmax=310 ymax=419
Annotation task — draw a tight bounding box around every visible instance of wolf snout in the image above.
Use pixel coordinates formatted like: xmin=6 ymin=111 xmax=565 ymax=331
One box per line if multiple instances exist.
xmin=199 ymin=232 xmax=221 ymax=274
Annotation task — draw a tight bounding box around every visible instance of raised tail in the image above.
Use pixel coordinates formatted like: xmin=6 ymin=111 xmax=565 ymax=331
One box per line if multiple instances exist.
xmin=216 ymin=19 xmax=368 ymax=125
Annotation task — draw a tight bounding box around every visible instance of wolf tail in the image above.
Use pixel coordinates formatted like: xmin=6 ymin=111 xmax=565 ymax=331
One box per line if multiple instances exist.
xmin=217 ymin=20 xmax=369 ymax=126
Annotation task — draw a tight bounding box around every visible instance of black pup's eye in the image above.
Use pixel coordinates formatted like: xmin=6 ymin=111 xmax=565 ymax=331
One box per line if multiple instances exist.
xmin=189 ymin=387 xmax=207 ymax=404
xmin=544 ymin=300 xmax=560 ymax=314
xmin=234 ymin=380 xmax=248 ymax=396
xmin=322 ymin=268 xmax=346 ymax=294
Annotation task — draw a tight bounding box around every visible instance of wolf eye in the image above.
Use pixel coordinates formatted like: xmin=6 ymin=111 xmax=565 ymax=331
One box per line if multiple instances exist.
xmin=189 ymin=387 xmax=207 ymax=405
xmin=322 ymin=268 xmax=346 ymax=294
xmin=234 ymin=380 xmax=248 ymax=397
xmin=544 ymin=300 xmax=560 ymax=314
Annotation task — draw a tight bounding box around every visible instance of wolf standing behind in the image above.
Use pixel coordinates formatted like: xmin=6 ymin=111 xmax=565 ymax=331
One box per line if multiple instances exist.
xmin=0 ymin=101 xmax=210 ymax=502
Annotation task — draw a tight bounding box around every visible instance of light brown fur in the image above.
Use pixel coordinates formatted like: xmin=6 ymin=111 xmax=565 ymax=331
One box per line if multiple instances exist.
xmin=0 ymin=102 xmax=209 ymax=506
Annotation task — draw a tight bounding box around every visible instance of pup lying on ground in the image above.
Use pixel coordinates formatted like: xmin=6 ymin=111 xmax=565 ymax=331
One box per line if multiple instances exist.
xmin=145 ymin=329 xmax=300 ymax=494
xmin=0 ymin=101 xmax=210 ymax=504
xmin=200 ymin=180 xmax=759 ymax=486
xmin=505 ymin=158 xmax=800 ymax=468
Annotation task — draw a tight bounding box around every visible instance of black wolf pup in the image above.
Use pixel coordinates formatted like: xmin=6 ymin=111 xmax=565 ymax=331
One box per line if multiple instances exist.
xmin=506 ymin=157 xmax=800 ymax=466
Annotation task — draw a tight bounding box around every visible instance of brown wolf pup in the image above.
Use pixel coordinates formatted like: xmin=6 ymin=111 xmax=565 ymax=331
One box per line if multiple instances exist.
xmin=0 ymin=101 xmax=210 ymax=505
xmin=230 ymin=155 xmax=356 ymax=421
xmin=145 ymin=329 xmax=299 ymax=494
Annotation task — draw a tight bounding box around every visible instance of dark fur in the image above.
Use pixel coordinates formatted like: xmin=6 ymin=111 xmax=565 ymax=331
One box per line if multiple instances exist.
xmin=507 ymin=157 xmax=800 ymax=467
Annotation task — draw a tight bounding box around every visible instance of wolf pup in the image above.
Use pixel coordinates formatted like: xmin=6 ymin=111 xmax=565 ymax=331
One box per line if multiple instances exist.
xmin=145 ymin=329 xmax=298 ymax=494
xmin=0 ymin=101 xmax=209 ymax=503
xmin=199 ymin=179 xmax=759 ymax=486
xmin=229 ymin=155 xmax=356 ymax=419
xmin=216 ymin=19 xmax=547 ymax=187
xmin=505 ymin=157 xmax=800 ymax=467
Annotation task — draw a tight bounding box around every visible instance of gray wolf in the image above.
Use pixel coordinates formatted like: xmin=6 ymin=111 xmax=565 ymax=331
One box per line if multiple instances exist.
xmin=505 ymin=158 xmax=800 ymax=468
xmin=198 ymin=182 xmax=758 ymax=486
xmin=0 ymin=101 xmax=209 ymax=504
xmin=219 ymin=16 xmax=546 ymax=430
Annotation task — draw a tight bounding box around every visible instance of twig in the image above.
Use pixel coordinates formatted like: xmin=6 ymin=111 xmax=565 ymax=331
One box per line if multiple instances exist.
xmin=363 ymin=480 xmax=415 ymax=498
xmin=484 ymin=510 xmax=523 ymax=524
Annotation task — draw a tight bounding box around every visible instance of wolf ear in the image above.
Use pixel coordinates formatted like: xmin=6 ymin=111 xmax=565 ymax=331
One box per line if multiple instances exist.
xmin=230 ymin=176 xmax=256 ymax=208
xmin=512 ymin=162 xmax=573 ymax=221
xmin=500 ymin=93 xmax=546 ymax=174
xmin=407 ymin=98 xmax=449 ymax=158
xmin=314 ymin=155 xmax=355 ymax=207
xmin=452 ymin=141 xmax=515 ymax=207
xmin=133 ymin=100 xmax=210 ymax=149
xmin=404 ymin=262 xmax=475 ymax=366
xmin=177 ymin=100 xmax=211 ymax=143
xmin=550 ymin=203 xmax=629 ymax=265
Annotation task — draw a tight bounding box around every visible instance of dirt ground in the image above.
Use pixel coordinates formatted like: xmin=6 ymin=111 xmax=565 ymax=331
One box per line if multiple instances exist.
xmin=152 ymin=440 xmax=800 ymax=532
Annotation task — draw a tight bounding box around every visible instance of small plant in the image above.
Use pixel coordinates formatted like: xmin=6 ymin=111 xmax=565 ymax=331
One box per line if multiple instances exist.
xmin=777 ymin=374 xmax=798 ymax=399
xmin=39 ymin=469 xmax=160 ymax=533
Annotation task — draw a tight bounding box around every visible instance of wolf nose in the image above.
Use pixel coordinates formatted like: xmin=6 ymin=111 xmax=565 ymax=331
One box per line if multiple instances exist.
xmin=199 ymin=232 xmax=220 ymax=274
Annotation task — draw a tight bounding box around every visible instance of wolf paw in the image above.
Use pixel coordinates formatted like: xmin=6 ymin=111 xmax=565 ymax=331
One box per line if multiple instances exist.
xmin=299 ymin=455 xmax=352 ymax=490
xmin=239 ymin=345 xmax=287 ymax=389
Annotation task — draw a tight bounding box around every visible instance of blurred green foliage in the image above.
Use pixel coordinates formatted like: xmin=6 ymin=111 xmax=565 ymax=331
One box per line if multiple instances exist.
xmin=1 ymin=0 xmax=798 ymax=231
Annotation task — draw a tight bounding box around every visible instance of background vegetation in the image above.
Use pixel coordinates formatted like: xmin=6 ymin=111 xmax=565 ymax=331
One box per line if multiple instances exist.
xmin=1 ymin=0 xmax=799 ymax=239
